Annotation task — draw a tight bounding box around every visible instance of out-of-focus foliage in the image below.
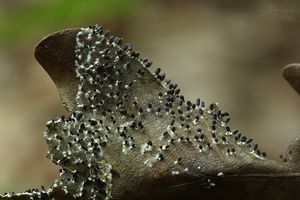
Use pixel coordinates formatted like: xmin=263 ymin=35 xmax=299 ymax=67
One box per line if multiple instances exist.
xmin=0 ymin=0 xmax=139 ymax=47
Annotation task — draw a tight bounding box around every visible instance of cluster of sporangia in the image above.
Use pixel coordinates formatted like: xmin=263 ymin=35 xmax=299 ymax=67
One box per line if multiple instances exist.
xmin=1 ymin=25 xmax=291 ymax=200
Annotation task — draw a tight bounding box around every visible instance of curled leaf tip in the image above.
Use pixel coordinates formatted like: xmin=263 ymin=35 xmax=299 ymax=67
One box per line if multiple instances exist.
xmin=282 ymin=64 xmax=300 ymax=95
xmin=35 ymin=29 xmax=80 ymax=111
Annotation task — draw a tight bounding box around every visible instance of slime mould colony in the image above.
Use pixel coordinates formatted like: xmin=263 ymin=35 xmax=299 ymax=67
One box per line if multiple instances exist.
xmin=1 ymin=25 xmax=299 ymax=200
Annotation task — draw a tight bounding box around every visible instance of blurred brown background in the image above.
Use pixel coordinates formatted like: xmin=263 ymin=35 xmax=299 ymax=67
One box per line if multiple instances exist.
xmin=0 ymin=0 xmax=299 ymax=193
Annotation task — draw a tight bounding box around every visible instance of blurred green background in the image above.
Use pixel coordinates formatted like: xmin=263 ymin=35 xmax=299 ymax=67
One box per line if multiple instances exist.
xmin=0 ymin=0 xmax=299 ymax=193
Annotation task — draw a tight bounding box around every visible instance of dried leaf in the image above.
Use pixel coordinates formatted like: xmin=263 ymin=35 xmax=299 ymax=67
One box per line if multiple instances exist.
xmin=1 ymin=25 xmax=300 ymax=200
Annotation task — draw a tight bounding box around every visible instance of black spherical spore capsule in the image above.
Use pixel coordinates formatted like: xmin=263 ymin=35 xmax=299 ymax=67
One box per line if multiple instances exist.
xmin=196 ymin=98 xmax=201 ymax=106
xmin=199 ymin=109 xmax=204 ymax=115
xmin=246 ymin=138 xmax=253 ymax=144
xmin=209 ymin=104 xmax=214 ymax=111
xmin=222 ymin=136 xmax=226 ymax=142
xmin=158 ymin=73 xmax=166 ymax=81
xmin=155 ymin=68 xmax=161 ymax=75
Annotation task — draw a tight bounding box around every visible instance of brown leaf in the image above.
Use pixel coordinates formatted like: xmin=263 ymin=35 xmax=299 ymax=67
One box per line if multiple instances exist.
xmin=1 ymin=25 xmax=300 ymax=200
